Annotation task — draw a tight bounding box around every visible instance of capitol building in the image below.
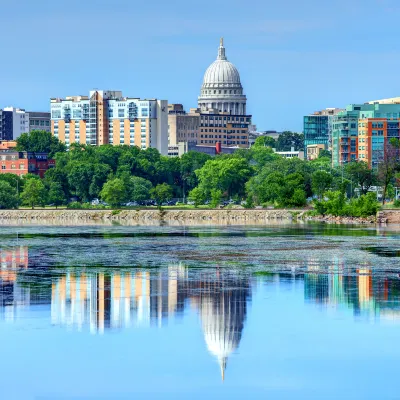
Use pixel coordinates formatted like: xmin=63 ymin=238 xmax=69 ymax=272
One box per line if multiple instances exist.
xmin=168 ymin=38 xmax=252 ymax=151
xmin=198 ymin=38 xmax=247 ymax=116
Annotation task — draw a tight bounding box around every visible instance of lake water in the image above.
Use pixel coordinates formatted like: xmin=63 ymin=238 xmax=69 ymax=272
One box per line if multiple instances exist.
xmin=1 ymin=223 xmax=400 ymax=399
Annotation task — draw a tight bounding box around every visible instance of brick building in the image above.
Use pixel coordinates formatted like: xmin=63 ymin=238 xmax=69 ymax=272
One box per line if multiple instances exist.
xmin=0 ymin=151 xmax=55 ymax=178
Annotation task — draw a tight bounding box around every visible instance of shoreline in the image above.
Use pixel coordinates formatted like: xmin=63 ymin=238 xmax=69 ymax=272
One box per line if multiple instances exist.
xmin=0 ymin=208 xmax=398 ymax=225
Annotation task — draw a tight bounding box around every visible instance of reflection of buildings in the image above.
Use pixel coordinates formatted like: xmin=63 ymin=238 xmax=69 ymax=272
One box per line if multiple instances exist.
xmin=50 ymin=266 xmax=189 ymax=333
xmin=302 ymin=258 xmax=400 ymax=320
xmin=0 ymin=247 xmax=30 ymax=321
xmin=3 ymin=261 xmax=251 ymax=380
xmin=185 ymin=271 xmax=251 ymax=380
xmin=49 ymin=266 xmax=251 ymax=379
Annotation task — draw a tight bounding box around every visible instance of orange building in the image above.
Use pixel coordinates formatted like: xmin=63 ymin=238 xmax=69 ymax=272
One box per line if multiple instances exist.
xmin=0 ymin=141 xmax=17 ymax=150
xmin=357 ymin=118 xmax=400 ymax=168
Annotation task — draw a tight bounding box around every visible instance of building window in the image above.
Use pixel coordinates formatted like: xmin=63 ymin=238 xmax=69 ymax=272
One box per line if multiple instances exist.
xmin=19 ymin=164 xmax=25 ymax=169
xmin=1 ymin=165 xmax=5 ymax=170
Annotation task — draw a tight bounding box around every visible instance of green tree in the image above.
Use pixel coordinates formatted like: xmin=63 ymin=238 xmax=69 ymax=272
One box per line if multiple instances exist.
xmin=378 ymin=139 xmax=400 ymax=204
xmin=253 ymin=136 xmax=276 ymax=148
xmin=318 ymin=150 xmax=332 ymax=159
xmin=210 ymin=189 xmax=222 ymax=208
xmin=195 ymin=158 xmax=253 ymax=199
xmin=48 ymin=182 xmax=65 ymax=208
xmin=100 ymin=178 xmax=127 ymax=207
xmin=21 ymin=179 xmax=46 ymax=209
xmin=44 ymin=167 xmax=70 ymax=199
xmin=16 ymin=130 xmax=66 ymax=158
xmin=276 ymin=131 xmax=304 ymax=151
xmin=0 ymin=181 xmax=18 ymax=209
xmin=0 ymin=173 xmax=23 ymax=195
xmin=151 ymin=183 xmax=173 ymax=205
xmin=67 ymin=163 xmax=94 ymax=202
xmin=249 ymin=146 xmax=280 ymax=171
xmin=128 ymin=176 xmax=153 ymax=202
xmin=180 ymin=151 xmax=212 ymax=195
xmin=188 ymin=187 xmax=207 ymax=207
xmin=314 ymin=190 xmax=346 ymax=216
xmin=345 ymin=161 xmax=376 ymax=195
xmin=312 ymin=170 xmax=333 ymax=199
xmin=89 ymin=164 xmax=112 ymax=199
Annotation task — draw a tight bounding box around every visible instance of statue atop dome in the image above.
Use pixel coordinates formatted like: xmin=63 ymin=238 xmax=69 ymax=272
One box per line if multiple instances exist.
xmin=218 ymin=38 xmax=227 ymax=60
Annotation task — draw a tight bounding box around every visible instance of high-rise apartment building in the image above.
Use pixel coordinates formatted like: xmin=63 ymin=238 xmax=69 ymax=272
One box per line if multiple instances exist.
xmin=303 ymin=108 xmax=343 ymax=151
xmin=28 ymin=111 xmax=51 ymax=133
xmin=0 ymin=108 xmax=50 ymax=141
xmin=50 ymin=90 xmax=168 ymax=155
xmin=332 ymin=103 xmax=400 ymax=167
xmin=0 ymin=107 xmax=29 ymax=140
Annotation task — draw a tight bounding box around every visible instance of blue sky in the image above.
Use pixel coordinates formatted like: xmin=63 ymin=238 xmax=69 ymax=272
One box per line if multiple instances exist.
xmin=1 ymin=0 xmax=400 ymax=131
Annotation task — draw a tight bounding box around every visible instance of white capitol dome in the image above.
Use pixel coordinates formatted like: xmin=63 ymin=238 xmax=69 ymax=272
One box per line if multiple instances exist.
xmin=202 ymin=59 xmax=241 ymax=86
xmin=198 ymin=38 xmax=247 ymax=115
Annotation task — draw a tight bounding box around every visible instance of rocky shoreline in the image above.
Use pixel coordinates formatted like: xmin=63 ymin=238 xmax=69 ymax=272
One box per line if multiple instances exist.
xmin=0 ymin=209 xmax=295 ymax=225
xmin=303 ymin=214 xmax=376 ymax=224
xmin=0 ymin=209 xmax=398 ymax=225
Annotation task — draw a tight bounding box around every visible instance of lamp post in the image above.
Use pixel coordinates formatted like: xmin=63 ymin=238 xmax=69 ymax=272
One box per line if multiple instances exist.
xmin=16 ymin=177 xmax=19 ymax=207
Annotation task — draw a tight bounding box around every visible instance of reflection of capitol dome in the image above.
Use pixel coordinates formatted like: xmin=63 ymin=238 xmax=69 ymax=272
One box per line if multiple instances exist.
xmin=198 ymin=38 xmax=247 ymax=115
xmin=197 ymin=274 xmax=250 ymax=380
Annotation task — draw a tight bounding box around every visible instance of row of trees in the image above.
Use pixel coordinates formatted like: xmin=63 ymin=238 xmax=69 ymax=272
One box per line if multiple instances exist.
xmin=2 ymin=130 xmax=399 ymax=215
xmin=187 ymin=138 xmax=400 ymax=215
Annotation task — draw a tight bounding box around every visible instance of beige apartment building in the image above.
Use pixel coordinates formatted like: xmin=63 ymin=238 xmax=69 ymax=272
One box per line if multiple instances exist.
xmin=50 ymin=89 xmax=168 ymax=155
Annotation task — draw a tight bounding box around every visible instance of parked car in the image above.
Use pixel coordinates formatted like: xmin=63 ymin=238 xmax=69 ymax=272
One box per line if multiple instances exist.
xmin=91 ymin=198 xmax=100 ymax=206
xmin=126 ymin=201 xmax=139 ymax=207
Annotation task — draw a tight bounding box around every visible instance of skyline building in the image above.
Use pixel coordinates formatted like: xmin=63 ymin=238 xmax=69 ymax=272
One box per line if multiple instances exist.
xmin=0 ymin=107 xmax=50 ymax=141
xmin=50 ymin=90 xmax=168 ymax=155
xmin=331 ymin=103 xmax=400 ymax=167
xmin=303 ymin=108 xmax=343 ymax=151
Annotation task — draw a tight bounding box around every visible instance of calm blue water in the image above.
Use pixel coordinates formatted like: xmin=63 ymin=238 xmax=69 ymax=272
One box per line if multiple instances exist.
xmin=1 ymin=223 xmax=400 ymax=399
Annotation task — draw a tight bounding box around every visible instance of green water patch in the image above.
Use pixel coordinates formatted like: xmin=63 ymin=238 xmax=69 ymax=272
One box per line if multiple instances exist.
xmin=362 ymin=246 xmax=400 ymax=258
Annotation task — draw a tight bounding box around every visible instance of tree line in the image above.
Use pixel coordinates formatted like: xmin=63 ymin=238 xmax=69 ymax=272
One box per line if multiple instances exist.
xmin=0 ymin=130 xmax=399 ymax=216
